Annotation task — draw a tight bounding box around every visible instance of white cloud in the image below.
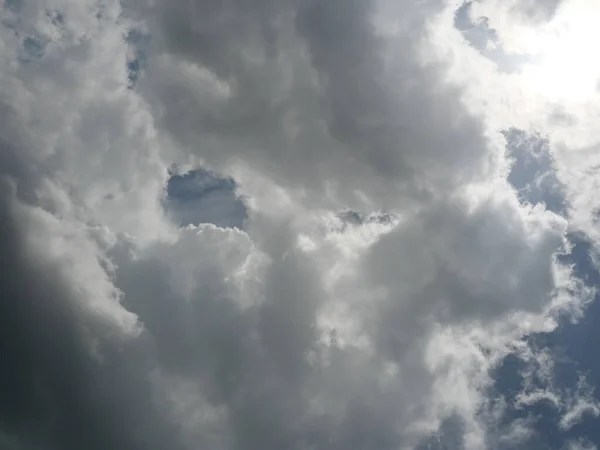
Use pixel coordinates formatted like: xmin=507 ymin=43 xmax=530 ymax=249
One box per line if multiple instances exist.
xmin=0 ymin=0 xmax=598 ymax=449
xmin=559 ymin=377 xmax=600 ymax=431
xmin=564 ymin=439 xmax=598 ymax=450
xmin=432 ymin=0 xmax=600 ymax=244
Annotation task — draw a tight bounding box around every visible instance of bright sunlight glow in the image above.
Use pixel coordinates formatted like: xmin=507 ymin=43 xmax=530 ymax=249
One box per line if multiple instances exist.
xmin=519 ymin=0 xmax=600 ymax=102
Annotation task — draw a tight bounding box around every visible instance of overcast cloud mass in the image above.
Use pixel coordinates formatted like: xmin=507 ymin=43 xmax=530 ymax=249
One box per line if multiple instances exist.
xmin=2 ymin=0 xmax=600 ymax=448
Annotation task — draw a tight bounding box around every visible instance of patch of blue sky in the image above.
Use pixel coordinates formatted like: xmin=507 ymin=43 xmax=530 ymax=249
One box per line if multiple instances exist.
xmin=4 ymin=5 xmax=65 ymax=64
xmin=504 ymin=128 xmax=568 ymax=217
xmin=164 ymin=168 xmax=247 ymax=230
xmin=337 ymin=210 xmax=395 ymax=229
xmin=417 ymin=415 xmax=465 ymax=450
xmin=454 ymin=1 xmax=539 ymax=74
xmin=19 ymin=34 xmax=47 ymax=63
xmin=3 ymin=0 xmax=22 ymax=13
xmin=488 ymin=129 xmax=600 ymax=449
xmin=125 ymin=28 xmax=150 ymax=88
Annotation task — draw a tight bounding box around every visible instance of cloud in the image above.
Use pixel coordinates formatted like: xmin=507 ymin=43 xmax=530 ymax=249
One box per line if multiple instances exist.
xmin=564 ymin=439 xmax=598 ymax=450
xmin=1 ymin=0 xmax=599 ymax=449
xmin=132 ymin=0 xmax=498 ymax=211
xmin=0 ymin=179 xmax=183 ymax=450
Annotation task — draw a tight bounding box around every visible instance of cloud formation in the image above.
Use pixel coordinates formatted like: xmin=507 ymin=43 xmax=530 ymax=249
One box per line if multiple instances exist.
xmin=1 ymin=0 xmax=599 ymax=449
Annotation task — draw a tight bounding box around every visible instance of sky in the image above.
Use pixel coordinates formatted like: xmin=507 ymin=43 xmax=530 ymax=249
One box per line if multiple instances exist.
xmin=2 ymin=0 xmax=600 ymax=449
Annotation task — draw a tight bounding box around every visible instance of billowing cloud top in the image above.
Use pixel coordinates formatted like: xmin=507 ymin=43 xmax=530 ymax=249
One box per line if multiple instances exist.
xmin=1 ymin=0 xmax=600 ymax=449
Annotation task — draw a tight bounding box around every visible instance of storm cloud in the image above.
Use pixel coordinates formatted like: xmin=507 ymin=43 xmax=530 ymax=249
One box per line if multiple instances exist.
xmin=1 ymin=0 xmax=599 ymax=449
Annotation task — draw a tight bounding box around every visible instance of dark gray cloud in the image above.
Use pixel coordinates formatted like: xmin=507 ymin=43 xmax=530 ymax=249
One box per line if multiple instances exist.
xmin=0 ymin=178 xmax=185 ymax=450
xmin=109 ymin=218 xmax=429 ymax=450
xmin=133 ymin=0 xmax=492 ymax=210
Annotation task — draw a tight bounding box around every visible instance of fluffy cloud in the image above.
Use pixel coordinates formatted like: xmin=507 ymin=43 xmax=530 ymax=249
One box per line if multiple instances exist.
xmin=132 ymin=0 xmax=502 ymax=212
xmin=1 ymin=0 xmax=598 ymax=449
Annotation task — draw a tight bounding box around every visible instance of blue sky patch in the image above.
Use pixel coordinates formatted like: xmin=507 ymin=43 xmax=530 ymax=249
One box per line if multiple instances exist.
xmin=164 ymin=168 xmax=247 ymax=229
xmin=454 ymin=2 xmax=538 ymax=74
xmin=488 ymin=129 xmax=600 ymax=449
xmin=125 ymin=28 xmax=150 ymax=88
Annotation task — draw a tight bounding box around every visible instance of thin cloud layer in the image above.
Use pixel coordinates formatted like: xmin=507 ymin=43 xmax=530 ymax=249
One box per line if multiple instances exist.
xmin=1 ymin=0 xmax=599 ymax=449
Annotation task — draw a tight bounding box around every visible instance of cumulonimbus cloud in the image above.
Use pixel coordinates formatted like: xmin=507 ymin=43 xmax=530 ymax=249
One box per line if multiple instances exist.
xmin=0 ymin=0 xmax=598 ymax=449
